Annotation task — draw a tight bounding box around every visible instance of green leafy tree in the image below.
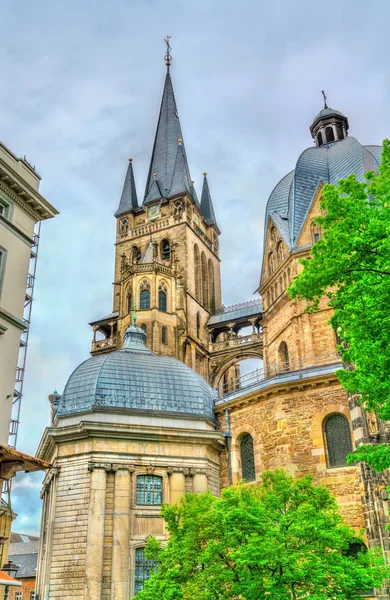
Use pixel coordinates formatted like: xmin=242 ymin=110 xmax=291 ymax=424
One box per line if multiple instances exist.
xmin=288 ymin=139 xmax=390 ymax=470
xmin=136 ymin=470 xmax=385 ymax=600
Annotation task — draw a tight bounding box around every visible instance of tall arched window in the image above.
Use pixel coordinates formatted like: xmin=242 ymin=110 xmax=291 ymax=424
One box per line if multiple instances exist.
xmin=127 ymin=292 xmax=132 ymax=314
xmin=317 ymin=131 xmax=323 ymax=146
xmin=161 ymin=325 xmax=167 ymax=345
xmin=134 ymin=547 xmax=158 ymax=595
xmin=140 ymin=280 xmax=150 ymax=310
xmin=161 ymin=239 xmax=170 ymax=261
xmin=240 ymin=434 xmax=256 ymax=482
xmin=268 ymin=252 xmax=274 ymax=277
xmin=278 ymin=341 xmax=289 ymax=371
xmin=325 ymin=126 xmax=335 ymax=143
xmin=136 ymin=474 xmax=162 ymax=505
xmin=158 ymin=282 xmax=167 ymax=312
xmin=196 ymin=312 xmax=201 ymax=338
xmin=208 ymin=259 xmax=216 ymax=312
xmin=140 ymin=323 xmax=147 ymax=334
xmin=133 ymin=246 xmax=142 ymax=264
xmin=336 ymin=125 xmax=343 ymax=140
xmin=276 ymin=241 xmax=283 ymax=264
xmin=194 ymin=244 xmax=202 ymax=302
xmin=324 ymin=414 xmax=353 ymax=468
xmin=201 ymin=251 xmax=209 ymax=308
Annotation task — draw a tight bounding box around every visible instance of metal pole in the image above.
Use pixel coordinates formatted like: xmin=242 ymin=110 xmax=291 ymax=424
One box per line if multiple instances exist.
xmin=4 ymin=585 xmax=9 ymax=600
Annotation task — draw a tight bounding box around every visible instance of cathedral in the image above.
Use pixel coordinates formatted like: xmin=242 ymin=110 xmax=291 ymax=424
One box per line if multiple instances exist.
xmin=35 ymin=45 xmax=389 ymax=600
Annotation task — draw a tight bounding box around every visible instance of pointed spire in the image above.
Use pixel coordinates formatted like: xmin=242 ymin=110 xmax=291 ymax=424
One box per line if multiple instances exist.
xmin=169 ymin=141 xmax=192 ymax=198
xmin=201 ymin=173 xmax=219 ymax=232
xmin=144 ymin=72 xmax=192 ymax=204
xmin=115 ymin=158 xmax=139 ymax=217
xmin=190 ymin=179 xmax=200 ymax=208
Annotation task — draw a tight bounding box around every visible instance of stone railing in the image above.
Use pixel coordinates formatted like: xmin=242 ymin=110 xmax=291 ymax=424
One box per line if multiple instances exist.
xmin=92 ymin=336 xmax=117 ymax=353
xmin=213 ymin=298 xmax=262 ymax=316
xmin=210 ymin=332 xmax=263 ymax=353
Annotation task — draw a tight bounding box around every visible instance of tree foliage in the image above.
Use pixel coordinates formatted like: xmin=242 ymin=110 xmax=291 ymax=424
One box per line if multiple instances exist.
xmin=135 ymin=470 xmax=385 ymax=600
xmin=288 ymin=139 xmax=390 ymax=470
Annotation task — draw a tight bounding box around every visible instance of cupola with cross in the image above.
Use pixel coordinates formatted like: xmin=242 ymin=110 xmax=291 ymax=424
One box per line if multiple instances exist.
xmin=310 ymin=91 xmax=349 ymax=147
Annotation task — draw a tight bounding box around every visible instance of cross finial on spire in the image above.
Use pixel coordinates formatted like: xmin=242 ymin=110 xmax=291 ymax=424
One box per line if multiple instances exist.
xmin=164 ymin=35 xmax=172 ymax=70
xmin=321 ymin=90 xmax=328 ymax=109
xmin=132 ymin=300 xmax=137 ymax=324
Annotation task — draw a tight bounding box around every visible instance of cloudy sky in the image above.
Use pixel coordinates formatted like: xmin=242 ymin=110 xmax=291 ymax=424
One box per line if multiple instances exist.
xmin=2 ymin=0 xmax=388 ymax=534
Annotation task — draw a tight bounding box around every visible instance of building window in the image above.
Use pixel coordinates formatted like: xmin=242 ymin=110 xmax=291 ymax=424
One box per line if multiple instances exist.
xmin=15 ymin=593 xmax=22 ymax=600
xmin=140 ymin=281 xmax=151 ymax=310
xmin=325 ymin=126 xmax=335 ymax=143
xmin=161 ymin=325 xmax=167 ymax=345
xmin=136 ymin=475 xmax=162 ymax=505
xmin=196 ymin=312 xmax=201 ymax=338
xmin=278 ymin=341 xmax=289 ymax=371
xmin=240 ymin=434 xmax=256 ymax=482
xmin=161 ymin=239 xmax=170 ymax=260
xmin=134 ymin=547 xmax=158 ymax=594
xmin=317 ymin=131 xmax=323 ymax=146
xmin=0 ymin=196 xmax=11 ymax=219
xmin=127 ymin=292 xmax=132 ymax=314
xmin=30 ymin=593 xmax=37 ymax=600
xmin=140 ymin=323 xmax=147 ymax=334
xmin=201 ymin=251 xmax=209 ymax=309
xmin=158 ymin=290 xmax=167 ymax=312
xmin=324 ymin=414 xmax=353 ymax=468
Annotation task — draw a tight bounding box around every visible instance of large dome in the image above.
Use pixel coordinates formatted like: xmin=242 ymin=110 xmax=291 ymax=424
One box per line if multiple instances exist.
xmin=264 ymin=135 xmax=382 ymax=250
xmin=57 ymin=324 xmax=216 ymax=419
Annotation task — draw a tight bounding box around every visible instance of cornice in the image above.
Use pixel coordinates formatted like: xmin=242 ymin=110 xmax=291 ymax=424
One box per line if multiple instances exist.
xmin=0 ymin=307 xmax=26 ymax=330
xmin=0 ymin=180 xmax=41 ymax=221
xmin=36 ymin=421 xmax=225 ymax=462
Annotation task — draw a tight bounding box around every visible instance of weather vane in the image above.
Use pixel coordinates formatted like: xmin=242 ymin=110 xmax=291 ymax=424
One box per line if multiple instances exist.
xmin=164 ymin=35 xmax=172 ymax=69
xmin=321 ymin=90 xmax=328 ymax=109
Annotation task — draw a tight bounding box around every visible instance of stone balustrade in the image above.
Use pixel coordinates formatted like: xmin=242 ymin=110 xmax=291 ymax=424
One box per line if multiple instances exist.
xmin=210 ymin=332 xmax=263 ymax=353
xmin=92 ymin=336 xmax=117 ymax=353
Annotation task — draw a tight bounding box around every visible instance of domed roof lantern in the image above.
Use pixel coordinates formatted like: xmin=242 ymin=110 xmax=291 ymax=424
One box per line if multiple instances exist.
xmin=310 ymin=91 xmax=349 ymax=147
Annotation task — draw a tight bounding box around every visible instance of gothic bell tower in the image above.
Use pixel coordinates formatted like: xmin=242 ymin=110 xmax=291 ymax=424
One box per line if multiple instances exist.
xmin=90 ymin=40 xmax=222 ymax=381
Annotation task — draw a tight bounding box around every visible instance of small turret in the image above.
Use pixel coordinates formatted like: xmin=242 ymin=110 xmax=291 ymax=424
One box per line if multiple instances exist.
xmin=115 ymin=158 xmax=139 ymax=216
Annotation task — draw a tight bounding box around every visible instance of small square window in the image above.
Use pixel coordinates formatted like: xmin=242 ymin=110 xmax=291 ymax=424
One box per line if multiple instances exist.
xmin=0 ymin=196 xmax=11 ymax=219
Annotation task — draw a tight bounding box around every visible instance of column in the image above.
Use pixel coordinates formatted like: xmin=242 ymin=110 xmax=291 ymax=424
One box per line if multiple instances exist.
xmin=193 ymin=471 xmax=208 ymax=494
xmin=111 ymin=467 xmax=131 ymax=600
xmin=332 ymin=123 xmax=338 ymax=140
xmin=169 ymin=469 xmax=186 ymax=504
xmin=85 ymin=465 xmax=108 ymax=600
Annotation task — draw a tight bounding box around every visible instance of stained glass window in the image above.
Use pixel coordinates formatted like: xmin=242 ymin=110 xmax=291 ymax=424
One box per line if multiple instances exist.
xmin=134 ymin=547 xmax=158 ymax=594
xmin=140 ymin=289 xmax=150 ymax=310
xmin=161 ymin=325 xmax=167 ymax=345
xmin=136 ymin=475 xmax=162 ymax=505
xmin=240 ymin=434 xmax=256 ymax=482
xmin=158 ymin=290 xmax=167 ymax=312
xmin=324 ymin=414 xmax=353 ymax=468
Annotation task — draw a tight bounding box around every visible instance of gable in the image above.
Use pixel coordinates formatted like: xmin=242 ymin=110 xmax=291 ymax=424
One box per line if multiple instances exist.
xmin=295 ymin=182 xmax=325 ymax=248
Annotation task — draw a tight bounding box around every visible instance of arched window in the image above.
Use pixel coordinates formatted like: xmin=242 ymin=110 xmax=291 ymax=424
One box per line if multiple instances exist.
xmin=161 ymin=239 xmax=170 ymax=261
xmin=140 ymin=323 xmax=147 ymax=334
xmin=140 ymin=280 xmax=151 ymax=310
xmin=336 ymin=125 xmax=343 ymax=140
xmin=324 ymin=414 xmax=353 ymax=468
xmin=158 ymin=290 xmax=167 ymax=312
xmin=194 ymin=244 xmax=202 ymax=302
xmin=201 ymin=252 xmax=209 ymax=308
xmin=208 ymin=259 xmax=216 ymax=312
xmin=278 ymin=341 xmax=289 ymax=371
xmin=196 ymin=312 xmax=201 ymax=338
xmin=161 ymin=325 xmax=167 ymax=345
xmin=158 ymin=282 xmax=167 ymax=312
xmin=268 ymin=252 xmax=274 ymax=277
xmin=325 ymin=126 xmax=335 ymax=143
xmin=134 ymin=547 xmax=158 ymax=595
xmin=317 ymin=131 xmax=323 ymax=146
xmin=240 ymin=434 xmax=256 ymax=482
xmin=127 ymin=292 xmax=132 ymax=314
xmin=276 ymin=241 xmax=283 ymax=264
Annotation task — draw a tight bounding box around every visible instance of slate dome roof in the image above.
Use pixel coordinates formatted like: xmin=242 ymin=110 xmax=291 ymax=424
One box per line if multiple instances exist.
xmin=311 ymin=106 xmax=346 ymax=125
xmin=264 ymin=135 xmax=382 ymax=250
xmin=57 ymin=324 xmax=216 ymax=419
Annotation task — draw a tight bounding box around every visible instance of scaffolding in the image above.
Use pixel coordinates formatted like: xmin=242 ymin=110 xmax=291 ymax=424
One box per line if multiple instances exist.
xmin=9 ymin=222 xmax=41 ymax=449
